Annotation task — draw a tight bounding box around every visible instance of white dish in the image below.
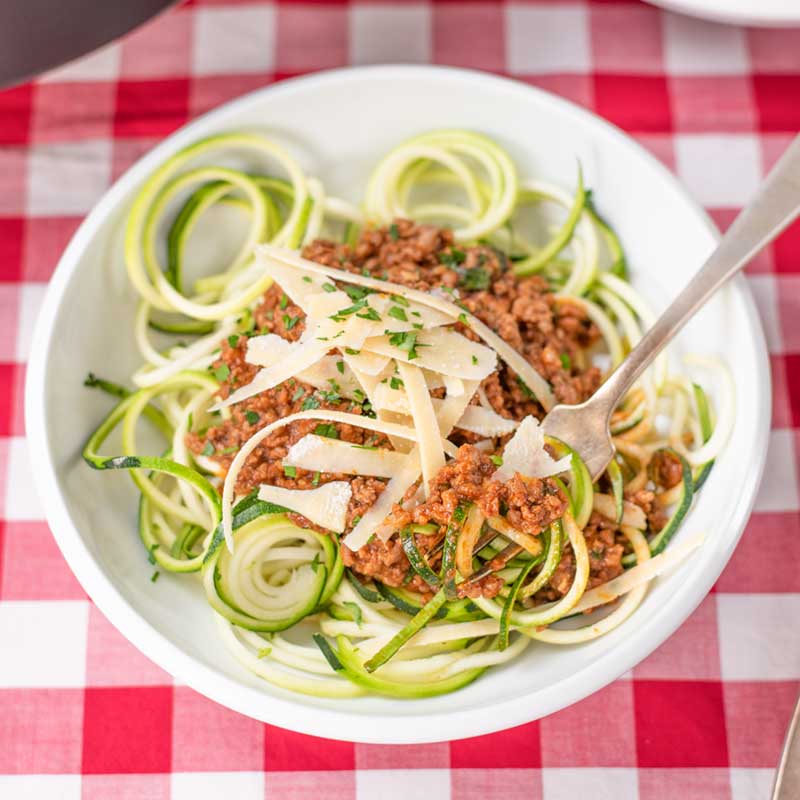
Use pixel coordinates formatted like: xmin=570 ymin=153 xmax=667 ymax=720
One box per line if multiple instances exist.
xmin=645 ymin=0 xmax=800 ymax=27
xmin=26 ymin=65 xmax=770 ymax=744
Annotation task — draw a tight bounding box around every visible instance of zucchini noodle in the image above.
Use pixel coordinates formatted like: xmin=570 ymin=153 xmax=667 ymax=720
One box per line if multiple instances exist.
xmin=82 ymin=128 xmax=732 ymax=699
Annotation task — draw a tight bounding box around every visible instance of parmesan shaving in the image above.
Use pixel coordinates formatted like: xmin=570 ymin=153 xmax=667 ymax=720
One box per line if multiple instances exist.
xmin=396 ymin=361 xmax=444 ymax=498
xmin=443 ymin=375 xmax=465 ymax=397
xmin=222 ymin=410 xmax=421 ymax=550
xmin=493 ymin=416 xmax=571 ymax=481
xmin=342 ymin=350 xmax=390 ymax=376
xmin=245 ymin=334 xmax=291 ymax=367
xmin=296 ymin=356 xmax=362 ymax=400
xmin=363 ymin=328 xmax=496 ymax=380
xmin=255 ymin=245 xmax=556 ymax=409
xmin=284 ymin=434 xmax=415 ymax=478
xmin=257 ymin=481 xmax=352 ymax=533
xmin=342 ymin=380 xmax=479 ymax=550
xmin=457 ymin=405 xmax=518 ymax=437
xmin=212 ymin=337 xmax=329 ymax=409
xmin=265 ymin=260 xmax=326 ymax=313
xmin=568 ymin=533 xmax=705 ymax=614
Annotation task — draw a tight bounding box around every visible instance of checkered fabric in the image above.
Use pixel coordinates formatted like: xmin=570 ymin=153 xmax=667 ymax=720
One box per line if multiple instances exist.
xmin=1 ymin=1 xmax=799 ymax=797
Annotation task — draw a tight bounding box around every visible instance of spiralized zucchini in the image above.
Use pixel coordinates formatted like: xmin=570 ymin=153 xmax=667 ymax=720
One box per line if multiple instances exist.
xmin=82 ymin=128 xmax=734 ymax=699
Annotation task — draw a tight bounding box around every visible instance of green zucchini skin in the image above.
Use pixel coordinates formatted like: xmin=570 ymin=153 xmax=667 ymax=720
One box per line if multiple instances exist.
xmin=330 ymin=635 xmax=486 ymax=698
xmin=647 ymin=450 xmax=694 ymax=558
xmin=692 ymin=382 xmax=715 ymax=492
xmin=363 ymin=588 xmax=449 ymax=672
xmin=400 ymin=527 xmax=441 ymax=590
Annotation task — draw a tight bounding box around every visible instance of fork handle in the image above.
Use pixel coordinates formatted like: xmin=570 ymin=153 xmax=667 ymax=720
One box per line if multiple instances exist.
xmin=589 ymin=133 xmax=800 ymax=418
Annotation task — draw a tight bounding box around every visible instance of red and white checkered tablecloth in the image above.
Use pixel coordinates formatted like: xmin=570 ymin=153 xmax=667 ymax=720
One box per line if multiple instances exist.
xmin=1 ymin=1 xmax=799 ymax=798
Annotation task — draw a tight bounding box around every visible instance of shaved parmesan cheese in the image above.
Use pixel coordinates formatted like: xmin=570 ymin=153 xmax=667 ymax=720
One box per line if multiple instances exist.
xmin=257 ymin=481 xmax=352 ymax=533
xmin=297 ymin=356 xmax=362 ymax=400
xmin=284 ymin=434 xmax=415 ymax=478
xmin=342 ymin=380 xmax=479 ymax=551
xmin=443 ymin=375 xmax=464 ymax=397
xmin=222 ymin=409 xmax=421 ymax=550
xmin=245 ymin=334 xmax=291 ymax=367
xmin=304 ymin=290 xmax=352 ymax=319
xmin=312 ymin=294 xmax=389 ymax=348
xmin=342 ymin=350 xmax=390 ymax=376
xmin=364 ymin=328 xmax=496 ymax=380
xmin=568 ymin=533 xmax=705 ymax=614
xmin=493 ymin=416 xmax=571 ymax=481
xmin=397 ymin=361 xmax=444 ymax=498
xmin=457 ymin=405 xmax=518 ymax=437
xmin=342 ymin=456 xmax=421 ymax=551
xmin=213 ymin=338 xmax=329 ymax=409
xmin=254 ymin=245 xmax=556 ymax=409
xmin=266 ymin=260 xmax=326 ymax=313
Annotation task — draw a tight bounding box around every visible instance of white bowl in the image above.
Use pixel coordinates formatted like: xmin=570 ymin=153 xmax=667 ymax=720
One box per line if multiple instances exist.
xmin=644 ymin=0 xmax=800 ymax=27
xmin=26 ymin=65 xmax=770 ymax=744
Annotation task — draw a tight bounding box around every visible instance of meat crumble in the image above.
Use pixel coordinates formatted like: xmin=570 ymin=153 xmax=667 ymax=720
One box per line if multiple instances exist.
xmin=187 ymin=220 xmax=616 ymax=598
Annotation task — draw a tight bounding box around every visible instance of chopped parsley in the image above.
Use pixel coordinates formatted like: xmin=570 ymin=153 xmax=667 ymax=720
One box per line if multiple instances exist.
xmin=302 ymin=276 xmax=312 ymax=283
xmin=352 ymin=443 xmax=378 ymax=451
xmin=412 ymin=322 xmax=423 ymax=330
xmin=410 ymin=310 xmax=421 ymax=317
xmin=439 ymin=247 xmax=466 ymax=268
xmin=336 ymin=360 xmax=345 ymax=374
xmin=460 ymin=267 xmax=490 ymax=291
xmin=245 ymin=410 xmax=259 ymax=425
xmin=389 ymin=376 xmax=404 ymax=390
xmin=471 ymin=355 xmax=478 ymax=365
xmin=391 ymin=294 xmax=409 ymax=307
xmin=279 ymin=293 xmax=289 ymax=310
xmin=227 ymin=334 xmax=240 ymax=348
xmin=312 ymin=471 xmax=321 ymax=486
xmin=219 ymin=446 xmax=238 ymax=455
xmin=388 ymin=305 xmax=408 ymax=322
xmin=301 ymin=394 xmax=321 ymax=411
xmin=560 ymin=352 xmax=572 ymax=371
xmin=388 ymin=223 xmax=400 ymax=241
xmin=314 ymin=423 xmax=339 ymax=439
xmin=489 ymin=455 xmax=503 ymax=467
xmin=351 ymin=515 xmax=362 ymax=527
xmin=516 ymin=376 xmax=536 ymax=400
xmin=292 ymin=386 xmax=306 ymax=403
xmin=344 ymin=347 xmax=360 ymax=355
xmin=343 ymin=284 xmax=373 ymax=302
xmin=283 ymin=314 xmax=300 ymax=330
xmin=322 ymin=282 xmax=336 ymax=293
xmin=352 ymin=389 xmax=366 ymax=403
xmin=150 ymin=570 xmax=160 ymax=583
xmin=283 ymin=465 xmax=297 ymax=478
xmin=213 ymin=363 xmax=230 ymax=382
xmin=329 ymin=299 xmax=367 ymax=321
xmin=387 ymin=329 xmax=426 ymax=360
xmin=458 ymin=312 xmax=469 ymax=325
xmin=201 ymin=442 xmax=215 ymax=456
xmin=355 ymin=307 xmax=381 ymax=321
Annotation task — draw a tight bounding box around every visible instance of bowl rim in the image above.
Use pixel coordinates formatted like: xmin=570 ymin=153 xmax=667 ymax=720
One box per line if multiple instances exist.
xmin=643 ymin=0 xmax=800 ymax=27
xmin=25 ymin=63 xmax=771 ymax=744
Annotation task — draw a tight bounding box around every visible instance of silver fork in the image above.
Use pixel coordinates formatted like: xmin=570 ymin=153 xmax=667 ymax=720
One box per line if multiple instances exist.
xmin=541 ymin=134 xmax=800 ymax=480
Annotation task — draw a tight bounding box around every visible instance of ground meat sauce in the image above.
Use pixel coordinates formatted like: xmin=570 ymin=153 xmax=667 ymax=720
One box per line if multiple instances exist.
xmin=539 ymin=511 xmax=625 ymax=603
xmin=187 ymin=221 xmax=609 ymax=597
